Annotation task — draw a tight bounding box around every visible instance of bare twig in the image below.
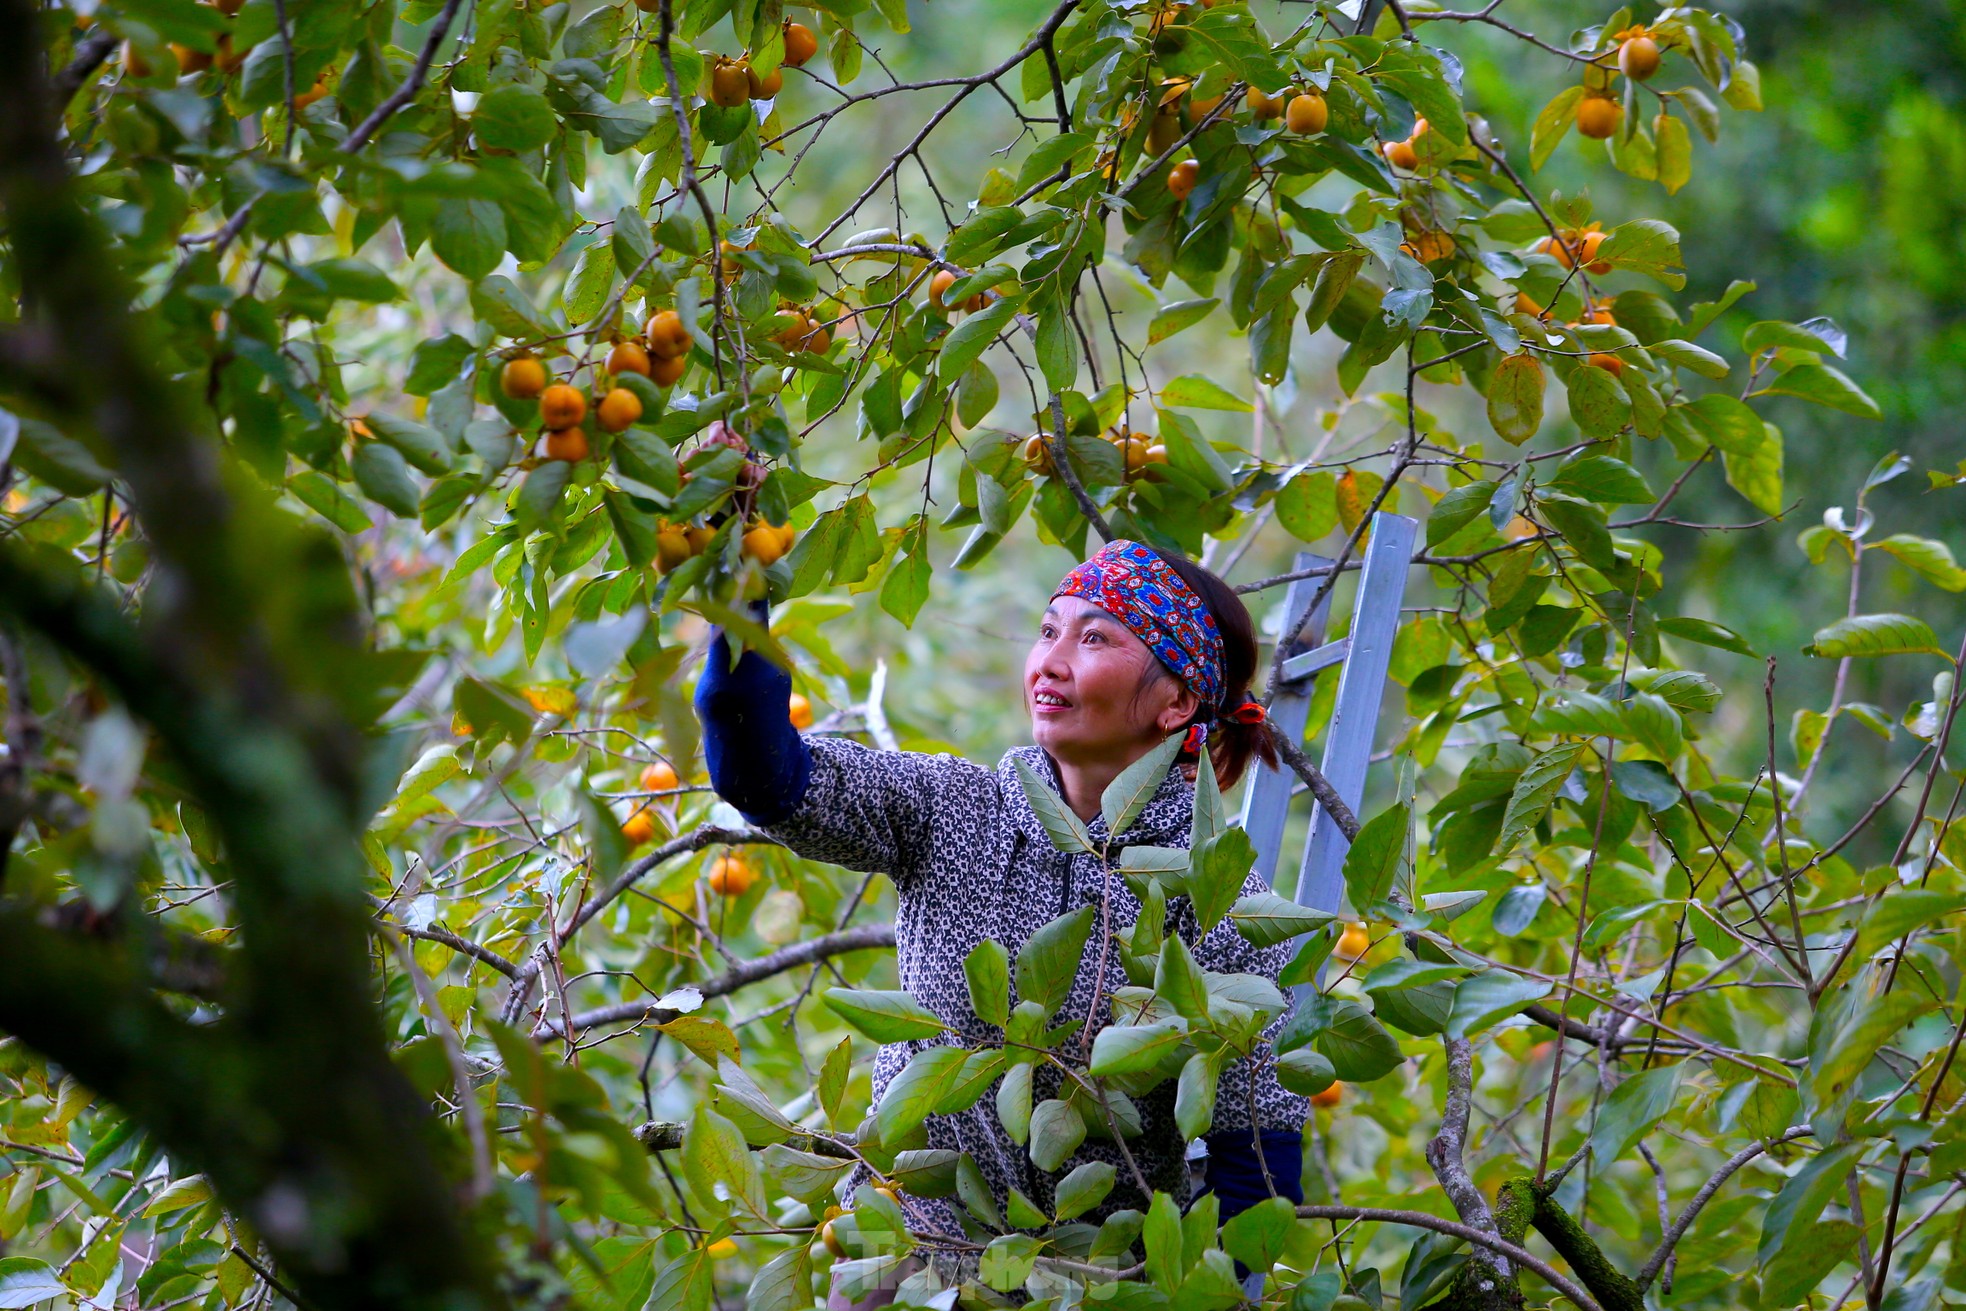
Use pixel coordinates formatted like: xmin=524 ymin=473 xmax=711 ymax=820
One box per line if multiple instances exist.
xmin=1635 ymin=1125 xmax=1812 ymax=1290
xmin=339 ymin=0 xmax=467 ymax=154
xmin=534 ymin=924 xmax=896 ymax=1040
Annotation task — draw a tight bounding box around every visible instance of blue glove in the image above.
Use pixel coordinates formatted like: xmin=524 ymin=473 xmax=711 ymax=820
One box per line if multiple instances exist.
xmin=1201 ymin=1128 xmax=1304 ymax=1220
xmin=692 ymin=605 xmax=812 ymax=825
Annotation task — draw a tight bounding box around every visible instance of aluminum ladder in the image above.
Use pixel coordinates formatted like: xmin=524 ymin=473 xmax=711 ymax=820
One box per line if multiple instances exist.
xmin=1238 ymin=510 xmax=1420 ymax=921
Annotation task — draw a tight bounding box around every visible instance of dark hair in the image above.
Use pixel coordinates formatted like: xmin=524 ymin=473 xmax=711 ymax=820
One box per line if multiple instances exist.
xmin=1131 ymin=548 xmax=1278 ymax=792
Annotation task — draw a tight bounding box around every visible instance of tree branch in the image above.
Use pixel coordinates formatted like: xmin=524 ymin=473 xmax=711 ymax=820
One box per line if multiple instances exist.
xmin=557 ymin=823 xmax=773 ymax=944
xmin=50 ymin=29 xmax=115 ymax=105
xmin=536 ymin=924 xmax=897 ymax=1040
xmin=1044 ymin=391 xmax=1115 ymax=544
xmin=1427 ymin=1038 xmax=1508 ymax=1257
xmin=1518 ymin=1182 xmax=1645 ymax=1311
xmin=634 ymin=1118 xmax=857 ymax=1159
xmin=1294 ymin=1206 xmax=1602 ymax=1311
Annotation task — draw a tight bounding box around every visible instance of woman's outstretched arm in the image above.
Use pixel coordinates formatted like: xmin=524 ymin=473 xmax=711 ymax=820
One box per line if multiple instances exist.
xmin=692 ymin=616 xmax=812 ymax=824
xmin=692 ymin=609 xmax=999 ymax=882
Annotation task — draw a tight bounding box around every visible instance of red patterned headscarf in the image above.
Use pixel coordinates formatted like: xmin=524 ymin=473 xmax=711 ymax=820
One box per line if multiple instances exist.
xmin=1052 ymin=540 xmax=1227 ymax=710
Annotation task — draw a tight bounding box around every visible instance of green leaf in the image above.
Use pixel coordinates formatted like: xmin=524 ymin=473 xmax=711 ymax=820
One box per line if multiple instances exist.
xmin=1683 ymin=393 xmax=1765 ymax=455
xmin=1011 ymin=755 xmax=1097 ymax=854
xmin=1276 ymin=470 xmax=1339 ymax=542
xmin=1486 ymin=353 xmax=1544 ymax=444
xmin=1530 ymin=85 xmax=1585 ymax=172
xmin=821 ymin=989 xmax=947 ymax=1042
xmin=1144 ymin=1191 xmax=1184 ymax=1293
xmin=1221 ymin=1196 xmax=1296 ymax=1273
xmin=1174 ymin=1052 xmax=1219 ymax=1139
xmin=1311 ymin=999 xmax=1403 ymax=1082
xmin=1028 ymin=1098 xmax=1085 ymax=1172
xmin=1761 ymin=1220 xmax=1858 ymax=1308
xmin=1342 ymin=801 xmax=1410 ymax=914
xmin=1187 ymin=825 xmax=1256 ymax=933
xmin=1155 ymin=931 xmax=1210 ymax=1023
xmin=1721 ymin=420 xmax=1784 ymax=517
xmin=1274 ymin=1047 xmax=1336 ymax=1097
xmin=0 ymin=1259 xmax=65 ymax=1310
xmin=1035 ymin=308 xmax=1078 ymax=393
xmin=876 ymin=1045 xmax=970 ymax=1143
xmin=364 ymin=411 xmax=454 ymax=475
xmin=474 ymin=83 xmax=558 ymax=152
xmin=303 ymin=257 xmax=401 ymax=303
xmin=1160 ymin=374 xmax=1253 ymax=412
xmin=963 ymin=940 xmax=1010 ymax=1028
xmin=683 ymin=1104 xmax=765 ymax=1217
xmin=1649 ymin=337 xmax=1730 ymax=378
xmin=936 ymin=295 xmax=1021 ymax=379
xmin=1758 ymin=1142 xmax=1862 ymax=1266
xmin=1565 ymin=362 xmax=1631 ymax=438
xmin=1053 ymin=1161 xmax=1116 ymax=1221
xmin=1427 ymin=480 xmax=1499 ymax=547
xmin=878 ymin=522 xmax=932 ymax=628
xmin=1446 ymin=971 xmax=1552 ymax=1039
xmin=1873 ymin=534 xmax=1966 ymax=591
xmin=995 ymin=1062 xmax=1032 ymax=1145
xmin=352 ymin=441 xmax=422 ymax=516
xmin=1856 ymin=888 xmax=1966 ymax=959
xmin=1102 ymin=731 xmax=1184 ymax=835
xmin=1495 ymin=743 xmax=1583 ymax=858
xmin=1149 ymin=299 xmax=1219 ymax=345
xmin=1228 ymin=891 xmax=1335 ymax=948
xmin=762 ymin=1144 xmax=853 ymax=1204
xmin=1595 ymin=219 xmax=1685 ymax=289
xmin=513 ymin=460 xmax=572 ymax=531
xmin=745 ymin=1247 xmax=812 ymax=1311
xmin=471 ymin=275 xmax=548 ymax=337
xmin=1589 ymin=1063 xmax=1683 ymax=1166
xmin=1804 ymin=614 xmax=1950 ymax=661
xmin=432 ymin=198 xmax=508 ymax=281
xmin=564 ymin=240 xmax=617 ymax=322
xmin=1761 ymin=362 xmax=1881 ymax=419
xmin=1813 ymin=991 xmax=1936 ymax=1103
xmin=289 ymin=470 xmax=373 ymax=533
xmin=1546 ymin=455 xmax=1653 ymax=505
xmin=1655 ymin=110 xmax=1692 ymax=193
xmin=1088 ymin=1020 xmax=1190 ymax=1077
xmin=1658 ymin=615 xmax=1758 ymax=657
xmin=1014 ymin=904 xmax=1097 ymax=1018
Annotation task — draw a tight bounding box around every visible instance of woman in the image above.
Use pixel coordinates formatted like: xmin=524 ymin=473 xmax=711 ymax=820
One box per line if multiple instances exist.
xmin=694 ymin=540 xmax=1308 ymax=1302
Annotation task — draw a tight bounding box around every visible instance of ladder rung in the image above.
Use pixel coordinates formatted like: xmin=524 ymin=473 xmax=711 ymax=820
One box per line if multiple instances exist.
xmin=1279 ymin=638 xmax=1350 ymax=685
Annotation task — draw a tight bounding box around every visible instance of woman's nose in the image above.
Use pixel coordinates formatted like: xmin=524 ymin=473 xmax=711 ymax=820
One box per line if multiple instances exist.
xmin=1034 ymin=639 xmax=1072 ymax=681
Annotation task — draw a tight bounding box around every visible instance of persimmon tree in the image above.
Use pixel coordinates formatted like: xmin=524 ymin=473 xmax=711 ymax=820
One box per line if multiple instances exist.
xmin=0 ymin=0 xmax=1962 ymax=1308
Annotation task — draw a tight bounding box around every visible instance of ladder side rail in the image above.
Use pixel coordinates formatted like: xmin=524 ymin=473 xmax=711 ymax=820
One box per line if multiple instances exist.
xmin=1292 ymin=512 xmax=1419 ymax=919
xmin=1237 ymin=552 xmax=1333 ymax=888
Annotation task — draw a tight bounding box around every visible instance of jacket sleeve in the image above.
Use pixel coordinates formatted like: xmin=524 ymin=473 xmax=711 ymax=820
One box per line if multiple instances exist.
xmin=1181 ymin=865 xmax=1314 ymax=1136
xmin=755 ymin=734 xmax=999 ymax=889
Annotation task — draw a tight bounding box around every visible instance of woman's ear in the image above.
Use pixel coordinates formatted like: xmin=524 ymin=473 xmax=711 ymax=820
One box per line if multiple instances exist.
xmin=1153 ymin=686 xmax=1200 ymax=735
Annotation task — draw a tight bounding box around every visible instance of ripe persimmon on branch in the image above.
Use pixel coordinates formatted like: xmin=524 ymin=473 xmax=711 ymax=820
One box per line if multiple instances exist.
xmin=0 ymin=0 xmax=1959 ymax=1308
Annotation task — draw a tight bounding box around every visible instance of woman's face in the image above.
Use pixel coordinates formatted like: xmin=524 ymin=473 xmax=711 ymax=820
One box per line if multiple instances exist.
xmin=1026 ymin=594 xmax=1197 ymax=767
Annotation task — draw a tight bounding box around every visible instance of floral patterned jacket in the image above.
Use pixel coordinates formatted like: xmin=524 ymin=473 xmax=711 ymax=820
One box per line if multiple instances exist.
xmin=762 ymin=733 xmax=1309 ymax=1235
